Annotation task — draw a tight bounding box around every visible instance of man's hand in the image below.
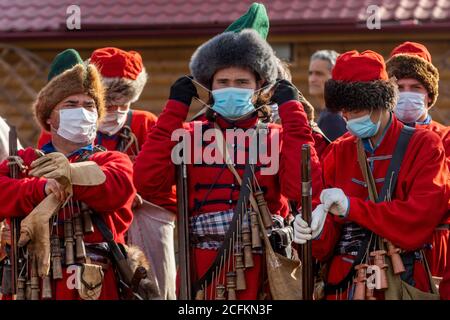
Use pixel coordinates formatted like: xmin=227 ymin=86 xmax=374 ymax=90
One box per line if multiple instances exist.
xmin=320 ymin=188 xmax=349 ymax=218
xmin=44 ymin=178 xmax=69 ymax=203
xmin=293 ymin=204 xmax=328 ymax=244
xmin=271 ymin=79 xmax=299 ymax=106
xmin=169 ymin=76 xmax=199 ymax=107
xmin=29 ymin=152 xmax=71 ymax=186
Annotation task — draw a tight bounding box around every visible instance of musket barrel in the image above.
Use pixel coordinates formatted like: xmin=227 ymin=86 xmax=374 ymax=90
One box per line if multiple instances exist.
xmin=301 ymin=144 xmax=313 ymax=300
xmin=8 ymin=126 xmax=20 ymax=295
xmin=177 ymin=163 xmax=191 ymax=299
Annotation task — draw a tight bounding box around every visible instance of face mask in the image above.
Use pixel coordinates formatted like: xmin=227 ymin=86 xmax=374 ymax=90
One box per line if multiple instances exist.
xmin=346 ymin=111 xmax=381 ymax=139
xmin=395 ymin=91 xmax=426 ymax=123
xmin=211 ymin=87 xmax=256 ymax=120
xmin=57 ymin=107 xmax=98 ymax=143
xmin=98 ymin=109 xmax=128 ymax=136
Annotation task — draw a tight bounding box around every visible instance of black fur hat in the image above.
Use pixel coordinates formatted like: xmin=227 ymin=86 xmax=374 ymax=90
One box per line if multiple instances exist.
xmin=325 ymin=79 xmax=398 ymax=113
xmin=189 ymin=29 xmax=278 ymax=88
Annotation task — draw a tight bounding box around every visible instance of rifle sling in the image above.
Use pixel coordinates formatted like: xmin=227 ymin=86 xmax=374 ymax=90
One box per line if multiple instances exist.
xmin=90 ymin=213 xmax=128 ymax=271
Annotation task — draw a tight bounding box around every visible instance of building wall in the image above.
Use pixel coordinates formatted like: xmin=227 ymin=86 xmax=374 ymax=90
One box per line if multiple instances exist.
xmin=2 ymin=30 xmax=449 ymax=146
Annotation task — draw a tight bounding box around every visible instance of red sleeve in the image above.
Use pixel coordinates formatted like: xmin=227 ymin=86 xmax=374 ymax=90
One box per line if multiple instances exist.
xmin=72 ymin=151 xmax=136 ymax=213
xmin=133 ymin=100 xmax=188 ymax=213
xmin=0 ymin=148 xmax=47 ymax=218
xmin=312 ymin=131 xmax=330 ymax=161
xmin=37 ymin=130 xmax=52 ymax=149
xmin=442 ymin=130 xmax=450 ymax=159
xmin=311 ymin=142 xmax=342 ymax=261
xmin=345 ymin=132 xmax=449 ymax=251
xmin=278 ymin=100 xmax=323 ymax=202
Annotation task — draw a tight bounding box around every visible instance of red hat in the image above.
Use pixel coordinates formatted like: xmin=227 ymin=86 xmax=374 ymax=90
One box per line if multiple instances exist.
xmin=386 ymin=41 xmax=439 ymax=107
xmin=90 ymin=47 xmax=148 ymax=106
xmin=332 ymin=50 xmax=388 ymax=82
xmin=390 ymin=41 xmax=432 ymax=63
xmin=325 ymin=50 xmax=397 ymax=112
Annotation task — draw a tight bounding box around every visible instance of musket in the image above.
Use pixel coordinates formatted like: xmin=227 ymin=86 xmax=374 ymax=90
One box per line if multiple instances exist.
xmin=176 ymin=162 xmax=191 ymax=299
xmin=8 ymin=126 xmax=21 ymax=295
xmin=301 ymin=144 xmax=313 ymax=300
xmin=90 ymin=213 xmax=157 ymax=300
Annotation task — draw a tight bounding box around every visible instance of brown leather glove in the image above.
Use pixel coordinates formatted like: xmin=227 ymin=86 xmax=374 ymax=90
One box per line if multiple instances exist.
xmin=18 ymin=194 xmax=61 ymax=277
xmin=29 ymin=152 xmax=106 ymax=187
xmin=29 ymin=152 xmax=72 ymax=186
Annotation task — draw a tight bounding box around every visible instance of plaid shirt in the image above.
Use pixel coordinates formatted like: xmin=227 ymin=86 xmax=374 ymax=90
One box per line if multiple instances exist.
xmin=189 ymin=209 xmax=251 ymax=250
xmin=189 ymin=209 xmax=280 ymax=254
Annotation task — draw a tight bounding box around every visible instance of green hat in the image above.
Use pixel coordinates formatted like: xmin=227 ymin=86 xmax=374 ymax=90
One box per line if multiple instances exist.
xmin=225 ymin=2 xmax=269 ymax=40
xmin=47 ymin=49 xmax=83 ymax=81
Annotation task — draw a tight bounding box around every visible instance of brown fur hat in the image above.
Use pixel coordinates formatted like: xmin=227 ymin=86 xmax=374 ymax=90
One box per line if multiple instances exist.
xmin=386 ymin=53 xmax=439 ymax=107
xmin=34 ymin=64 xmax=105 ymax=131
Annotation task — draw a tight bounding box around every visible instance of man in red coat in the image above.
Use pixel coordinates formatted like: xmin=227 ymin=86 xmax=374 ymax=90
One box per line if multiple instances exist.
xmin=0 ymin=61 xmax=136 ymax=299
xmin=293 ymin=50 xmax=449 ymax=300
xmin=134 ymin=4 xmax=322 ymax=300
xmin=386 ymin=41 xmax=449 ymax=277
xmin=38 ymin=48 xmax=157 ymax=162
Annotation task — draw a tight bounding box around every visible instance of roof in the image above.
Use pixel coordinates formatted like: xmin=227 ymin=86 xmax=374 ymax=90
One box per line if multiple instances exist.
xmin=1 ymin=0 xmax=449 ymax=38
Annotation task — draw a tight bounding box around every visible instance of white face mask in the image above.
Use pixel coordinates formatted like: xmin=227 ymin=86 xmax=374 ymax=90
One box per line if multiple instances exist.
xmin=395 ymin=92 xmax=426 ymax=123
xmin=98 ymin=109 xmax=128 ymax=136
xmin=57 ymin=107 xmax=98 ymax=144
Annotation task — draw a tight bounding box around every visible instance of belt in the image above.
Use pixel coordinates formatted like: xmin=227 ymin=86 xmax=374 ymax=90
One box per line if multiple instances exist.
xmin=436 ymin=224 xmax=450 ymax=231
xmin=190 ymin=233 xmax=225 ymax=244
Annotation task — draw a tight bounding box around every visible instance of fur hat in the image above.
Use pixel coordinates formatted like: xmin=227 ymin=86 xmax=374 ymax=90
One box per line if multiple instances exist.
xmin=90 ymin=47 xmax=148 ymax=106
xmin=386 ymin=41 xmax=439 ymax=107
xmin=34 ymin=64 xmax=105 ymax=131
xmin=189 ymin=29 xmax=278 ymax=88
xmin=48 ymin=49 xmax=83 ymax=81
xmin=325 ymin=50 xmax=398 ymax=113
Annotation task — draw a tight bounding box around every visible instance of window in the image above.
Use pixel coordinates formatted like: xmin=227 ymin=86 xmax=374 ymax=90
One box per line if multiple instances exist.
xmin=271 ymin=43 xmax=294 ymax=62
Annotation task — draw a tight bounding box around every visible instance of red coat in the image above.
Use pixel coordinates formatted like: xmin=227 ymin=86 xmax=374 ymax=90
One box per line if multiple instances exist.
xmin=134 ymin=99 xmax=322 ymax=299
xmin=37 ymin=109 xmax=157 ymax=160
xmin=417 ymin=119 xmax=450 ymax=157
xmin=0 ymin=147 xmax=136 ymax=300
xmin=312 ymin=130 xmax=330 ymax=161
xmin=416 ymin=119 xmax=450 ymax=276
xmin=313 ymin=116 xmax=449 ymax=299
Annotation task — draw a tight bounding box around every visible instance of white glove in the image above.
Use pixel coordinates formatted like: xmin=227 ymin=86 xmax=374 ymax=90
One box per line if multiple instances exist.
xmin=293 ymin=204 xmax=328 ymax=244
xmin=320 ymin=188 xmax=349 ymax=218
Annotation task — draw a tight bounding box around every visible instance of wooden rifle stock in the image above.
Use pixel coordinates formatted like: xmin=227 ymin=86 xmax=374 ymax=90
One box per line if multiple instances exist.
xmin=8 ymin=126 xmax=20 ymax=295
xmin=177 ymin=163 xmax=191 ymax=299
xmin=301 ymin=144 xmax=313 ymax=300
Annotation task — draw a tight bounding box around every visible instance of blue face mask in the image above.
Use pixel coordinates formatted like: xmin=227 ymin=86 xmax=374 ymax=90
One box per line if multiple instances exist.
xmin=211 ymin=87 xmax=256 ymax=120
xmin=346 ymin=112 xmax=381 ymax=139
